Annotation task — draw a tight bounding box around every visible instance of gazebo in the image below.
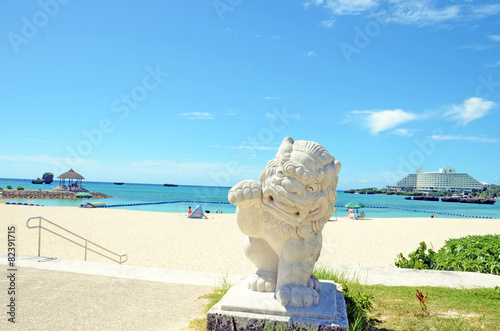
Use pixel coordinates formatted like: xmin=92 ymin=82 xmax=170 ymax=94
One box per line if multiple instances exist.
xmin=57 ymin=169 xmax=85 ymax=191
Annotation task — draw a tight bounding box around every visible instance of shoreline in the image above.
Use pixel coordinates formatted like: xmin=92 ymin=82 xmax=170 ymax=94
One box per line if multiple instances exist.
xmin=1 ymin=205 xmax=499 ymax=275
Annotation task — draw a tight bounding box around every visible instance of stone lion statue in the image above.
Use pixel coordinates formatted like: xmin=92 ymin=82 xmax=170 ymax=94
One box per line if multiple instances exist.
xmin=228 ymin=137 xmax=341 ymax=307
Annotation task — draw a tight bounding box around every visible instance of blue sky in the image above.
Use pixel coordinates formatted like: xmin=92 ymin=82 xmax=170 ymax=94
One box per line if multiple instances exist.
xmin=1 ymin=0 xmax=499 ymax=189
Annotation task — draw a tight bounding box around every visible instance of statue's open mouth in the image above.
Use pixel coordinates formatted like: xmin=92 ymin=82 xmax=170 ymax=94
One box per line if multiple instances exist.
xmin=262 ymin=187 xmax=324 ymax=226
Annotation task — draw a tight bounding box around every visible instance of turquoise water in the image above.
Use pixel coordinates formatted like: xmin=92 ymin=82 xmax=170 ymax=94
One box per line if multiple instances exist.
xmin=1 ymin=178 xmax=499 ymax=219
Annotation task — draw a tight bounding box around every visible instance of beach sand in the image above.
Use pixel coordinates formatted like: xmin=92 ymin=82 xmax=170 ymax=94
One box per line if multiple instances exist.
xmin=2 ymin=205 xmax=500 ymax=274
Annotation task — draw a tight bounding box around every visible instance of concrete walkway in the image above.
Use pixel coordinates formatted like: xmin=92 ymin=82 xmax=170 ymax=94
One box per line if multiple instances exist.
xmin=1 ymin=254 xmax=499 ymax=330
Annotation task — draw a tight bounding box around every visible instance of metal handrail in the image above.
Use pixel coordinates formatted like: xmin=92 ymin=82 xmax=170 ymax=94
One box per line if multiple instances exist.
xmin=26 ymin=216 xmax=128 ymax=265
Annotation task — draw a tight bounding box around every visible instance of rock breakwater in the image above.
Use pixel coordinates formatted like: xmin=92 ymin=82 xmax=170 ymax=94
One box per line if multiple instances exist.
xmin=0 ymin=189 xmax=112 ymax=199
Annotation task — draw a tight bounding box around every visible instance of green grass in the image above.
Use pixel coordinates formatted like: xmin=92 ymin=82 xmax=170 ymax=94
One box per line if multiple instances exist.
xmin=363 ymin=285 xmax=500 ymax=330
xmin=188 ymin=274 xmax=232 ymax=331
xmin=189 ymin=268 xmax=500 ymax=331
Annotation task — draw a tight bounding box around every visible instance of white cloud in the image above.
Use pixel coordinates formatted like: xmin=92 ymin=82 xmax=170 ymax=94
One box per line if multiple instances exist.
xmin=444 ymin=97 xmax=495 ymax=125
xmin=25 ymin=138 xmax=50 ymax=143
xmin=458 ymin=44 xmax=493 ymax=52
xmin=309 ymin=0 xmax=378 ymax=16
xmin=321 ymin=19 xmax=335 ymax=28
xmin=305 ymin=0 xmax=500 ymax=27
xmin=305 ymin=50 xmax=317 ymax=56
xmin=488 ymin=34 xmax=500 ymax=42
xmin=485 ymin=60 xmax=500 ymax=68
xmin=427 ymin=135 xmax=500 ymax=143
xmin=255 ymin=35 xmax=282 ymax=40
xmin=391 ymin=128 xmax=415 ymax=137
xmin=472 ymin=4 xmax=500 ymax=17
xmin=386 ymin=2 xmax=460 ymax=27
xmin=262 ymin=96 xmax=281 ymax=100
xmin=225 ymin=110 xmax=239 ymax=116
xmin=349 ymin=109 xmax=417 ymax=134
xmin=180 ymin=112 xmax=214 ymax=120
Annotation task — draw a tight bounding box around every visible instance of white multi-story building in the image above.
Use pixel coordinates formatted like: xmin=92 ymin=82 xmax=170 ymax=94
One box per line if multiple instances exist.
xmin=389 ymin=167 xmax=485 ymax=192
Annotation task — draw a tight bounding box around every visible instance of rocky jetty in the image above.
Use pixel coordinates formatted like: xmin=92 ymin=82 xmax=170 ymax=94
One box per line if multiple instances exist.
xmin=0 ymin=189 xmax=112 ymax=199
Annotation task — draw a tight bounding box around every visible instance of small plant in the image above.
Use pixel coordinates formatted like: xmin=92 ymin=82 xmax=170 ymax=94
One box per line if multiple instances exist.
xmin=395 ymin=241 xmax=437 ymax=269
xmin=16 ymin=186 xmax=24 ymax=190
xmin=189 ymin=274 xmax=232 ymax=330
xmin=0 ymin=187 xmax=3 ymax=190
xmin=203 ymin=274 xmax=232 ymax=312
xmin=416 ymin=289 xmax=429 ymax=317
xmin=314 ymin=265 xmax=374 ymax=331
xmin=6 ymin=185 xmax=12 ymax=189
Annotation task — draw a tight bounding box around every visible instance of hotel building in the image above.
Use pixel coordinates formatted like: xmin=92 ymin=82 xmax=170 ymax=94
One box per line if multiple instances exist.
xmin=388 ymin=167 xmax=485 ymax=192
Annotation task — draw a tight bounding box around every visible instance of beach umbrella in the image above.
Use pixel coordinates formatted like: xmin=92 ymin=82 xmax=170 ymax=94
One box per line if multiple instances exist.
xmin=344 ymin=201 xmax=365 ymax=213
xmin=74 ymin=192 xmax=93 ymax=198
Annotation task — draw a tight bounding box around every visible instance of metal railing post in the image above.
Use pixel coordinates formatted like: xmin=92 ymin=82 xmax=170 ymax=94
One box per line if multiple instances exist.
xmin=84 ymin=241 xmax=88 ymax=261
xmin=38 ymin=217 xmax=42 ymax=257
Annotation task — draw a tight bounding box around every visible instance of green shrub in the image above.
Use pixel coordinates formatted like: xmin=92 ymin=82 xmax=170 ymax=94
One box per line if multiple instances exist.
xmin=396 ymin=235 xmax=500 ymax=275
xmin=0 ymin=187 xmax=3 ymax=190
xmin=16 ymin=186 xmax=24 ymax=190
xmin=395 ymin=241 xmax=437 ymax=269
xmin=6 ymin=185 xmax=12 ymax=189
xmin=434 ymin=234 xmax=500 ymax=275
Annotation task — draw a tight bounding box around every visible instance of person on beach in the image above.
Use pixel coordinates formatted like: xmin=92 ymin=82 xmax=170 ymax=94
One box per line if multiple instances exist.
xmin=188 ymin=206 xmax=192 ymax=215
xmin=431 ymin=212 xmax=434 ymax=218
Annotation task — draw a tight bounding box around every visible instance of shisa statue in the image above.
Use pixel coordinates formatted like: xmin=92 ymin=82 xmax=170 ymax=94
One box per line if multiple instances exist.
xmin=228 ymin=137 xmax=341 ymax=308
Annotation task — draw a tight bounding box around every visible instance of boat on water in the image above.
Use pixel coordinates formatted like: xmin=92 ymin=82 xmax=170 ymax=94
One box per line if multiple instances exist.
xmin=164 ymin=184 xmax=178 ymax=187
xmin=404 ymin=196 xmax=412 ymax=200
xmin=114 ymin=182 xmax=124 ymax=185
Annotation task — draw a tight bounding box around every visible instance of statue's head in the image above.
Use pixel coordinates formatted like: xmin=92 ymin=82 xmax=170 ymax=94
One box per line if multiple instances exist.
xmin=260 ymin=137 xmax=341 ymax=227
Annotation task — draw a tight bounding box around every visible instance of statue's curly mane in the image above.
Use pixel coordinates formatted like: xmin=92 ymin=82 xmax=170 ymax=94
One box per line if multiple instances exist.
xmin=258 ymin=138 xmax=341 ymax=237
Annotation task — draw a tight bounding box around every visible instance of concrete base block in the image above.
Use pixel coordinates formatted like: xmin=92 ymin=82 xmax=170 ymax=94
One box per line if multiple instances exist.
xmin=207 ymin=280 xmax=348 ymax=331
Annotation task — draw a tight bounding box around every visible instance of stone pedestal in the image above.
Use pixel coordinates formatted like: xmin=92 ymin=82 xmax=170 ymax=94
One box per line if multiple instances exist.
xmin=207 ymin=280 xmax=348 ymax=331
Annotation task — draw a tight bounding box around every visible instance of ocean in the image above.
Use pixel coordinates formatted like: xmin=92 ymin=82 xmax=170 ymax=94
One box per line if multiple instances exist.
xmin=1 ymin=178 xmax=499 ymax=219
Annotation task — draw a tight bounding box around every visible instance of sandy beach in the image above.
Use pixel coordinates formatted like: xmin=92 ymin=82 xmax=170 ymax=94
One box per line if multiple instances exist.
xmin=2 ymin=205 xmax=499 ymax=274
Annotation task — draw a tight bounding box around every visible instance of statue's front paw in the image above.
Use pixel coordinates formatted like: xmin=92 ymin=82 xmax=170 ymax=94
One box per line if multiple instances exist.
xmin=276 ymin=285 xmax=319 ymax=307
xmin=247 ymin=270 xmax=276 ymax=292
xmin=228 ymin=180 xmax=261 ymax=206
